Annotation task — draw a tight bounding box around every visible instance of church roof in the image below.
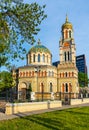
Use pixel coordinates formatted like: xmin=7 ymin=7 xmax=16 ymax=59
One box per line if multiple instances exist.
xmin=28 ymin=40 xmax=51 ymax=54
xmin=62 ymin=15 xmax=73 ymax=30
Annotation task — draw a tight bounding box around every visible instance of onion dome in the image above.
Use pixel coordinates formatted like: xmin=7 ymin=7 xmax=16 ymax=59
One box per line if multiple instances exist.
xmin=29 ymin=39 xmax=51 ymax=54
xmin=62 ymin=15 xmax=73 ymax=30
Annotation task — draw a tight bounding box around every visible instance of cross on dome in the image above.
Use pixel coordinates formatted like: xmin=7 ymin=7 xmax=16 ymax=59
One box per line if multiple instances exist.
xmin=65 ymin=14 xmax=68 ymax=23
xmin=37 ymin=39 xmax=41 ymax=45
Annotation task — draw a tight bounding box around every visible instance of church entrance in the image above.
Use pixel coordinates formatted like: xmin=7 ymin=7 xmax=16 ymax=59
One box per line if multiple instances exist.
xmin=60 ymin=83 xmax=72 ymax=105
xmin=63 ymin=93 xmax=71 ymax=105
xmin=21 ymin=88 xmax=26 ymax=100
xmin=59 ymin=92 xmax=71 ymax=105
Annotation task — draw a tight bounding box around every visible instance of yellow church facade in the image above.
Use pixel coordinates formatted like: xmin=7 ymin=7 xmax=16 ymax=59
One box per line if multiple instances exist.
xmin=13 ymin=16 xmax=79 ymax=101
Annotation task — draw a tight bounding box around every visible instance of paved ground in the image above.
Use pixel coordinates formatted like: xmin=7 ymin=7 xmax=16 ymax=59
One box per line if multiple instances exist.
xmin=0 ymin=103 xmax=89 ymax=121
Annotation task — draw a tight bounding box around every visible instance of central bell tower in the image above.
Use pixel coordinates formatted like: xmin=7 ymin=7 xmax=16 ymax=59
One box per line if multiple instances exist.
xmin=57 ymin=15 xmax=79 ymax=96
xmin=60 ymin=15 xmax=76 ymax=64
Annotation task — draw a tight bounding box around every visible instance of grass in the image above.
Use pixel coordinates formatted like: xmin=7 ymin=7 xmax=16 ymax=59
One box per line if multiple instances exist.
xmin=0 ymin=107 xmax=89 ymax=130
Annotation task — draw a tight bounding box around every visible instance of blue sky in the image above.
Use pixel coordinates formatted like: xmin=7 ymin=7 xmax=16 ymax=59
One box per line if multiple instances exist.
xmin=1 ymin=0 xmax=89 ymax=76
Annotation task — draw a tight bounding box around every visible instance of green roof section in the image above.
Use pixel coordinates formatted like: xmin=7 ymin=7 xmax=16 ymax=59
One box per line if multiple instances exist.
xmin=28 ymin=40 xmax=51 ymax=54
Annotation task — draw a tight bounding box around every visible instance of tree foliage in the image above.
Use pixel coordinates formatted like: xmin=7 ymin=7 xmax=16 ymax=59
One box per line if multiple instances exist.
xmin=0 ymin=71 xmax=15 ymax=91
xmin=0 ymin=0 xmax=47 ymax=66
xmin=78 ymin=72 xmax=89 ymax=87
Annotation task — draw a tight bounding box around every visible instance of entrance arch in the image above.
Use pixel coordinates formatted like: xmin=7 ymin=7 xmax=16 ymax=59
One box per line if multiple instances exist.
xmin=19 ymin=82 xmax=27 ymax=100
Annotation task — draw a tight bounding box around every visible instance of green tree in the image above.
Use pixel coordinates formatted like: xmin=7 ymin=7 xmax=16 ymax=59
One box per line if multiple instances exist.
xmin=0 ymin=71 xmax=15 ymax=91
xmin=78 ymin=72 xmax=89 ymax=87
xmin=0 ymin=0 xmax=47 ymax=67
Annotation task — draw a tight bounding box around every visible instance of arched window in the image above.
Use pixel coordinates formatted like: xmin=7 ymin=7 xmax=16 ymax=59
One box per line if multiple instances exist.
xmin=42 ymin=54 xmax=45 ymax=62
xmin=26 ymin=72 xmax=28 ymax=77
xmin=65 ymin=72 xmax=67 ymax=77
xmin=65 ymin=83 xmax=68 ymax=92
xmin=40 ymin=83 xmax=44 ymax=92
xmin=33 ymin=54 xmax=35 ymax=62
xmin=38 ymin=54 xmax=40 ymax=62
xmin=44 ymin=71 xmax=47 ymax=77
xmin=29 ymin=71 xmax=31 ymax=77
xmin=65 ymin=30 xmax=68 ymax=39
xmin=32 ymin=71 xmax=34 ymax=76
xmin=72 ymin=72 xmax=74 ymax=77
xmin=69 ymin=30 xmax=71 ymax=38
xmin=64 ymin=52 xmax=66 ymax=61
xmin=50 ymin=83 xmax=53 ymax=92
xmin=63 ymin=72 xmax=64 ymax=77
xmin=23 ymin=72 xmax=25 ymax=77
xmin=62 ymin=84 xmax=65 ymax=92
xmin=52 ymin=71 xmax=54 ymax=77
xmin=20 ymin=72 xmax=22 ymax=77
xmin=68 ymin=51 xmax=70 ymax=61
xmin=60 ymin=73 xmax=61 ymax=78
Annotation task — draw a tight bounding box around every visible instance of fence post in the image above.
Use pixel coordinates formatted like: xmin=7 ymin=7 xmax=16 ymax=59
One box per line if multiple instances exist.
xmin=59 ymin=92 xmax=61 ymax=100
xmin=81 ymin=93 xmax=83 ymax=101
xmin=47 ymin=100 xmax=50 ymax=109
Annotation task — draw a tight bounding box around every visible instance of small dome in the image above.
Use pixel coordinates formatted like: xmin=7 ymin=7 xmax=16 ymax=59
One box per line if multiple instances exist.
xmin=29 ymin=40 xmax=51 ymax=54
xmin=62 ymin=15 xmax=73 ymax=30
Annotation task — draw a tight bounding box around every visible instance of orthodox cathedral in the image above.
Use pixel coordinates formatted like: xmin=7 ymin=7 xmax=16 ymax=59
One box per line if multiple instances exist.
xmin=13 ymin=16 xmax=79 ymax=101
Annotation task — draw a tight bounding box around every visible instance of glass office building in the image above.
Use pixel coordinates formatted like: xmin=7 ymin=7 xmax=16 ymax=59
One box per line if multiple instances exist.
xmin=76 ymin=54 xmax=88 ymax=75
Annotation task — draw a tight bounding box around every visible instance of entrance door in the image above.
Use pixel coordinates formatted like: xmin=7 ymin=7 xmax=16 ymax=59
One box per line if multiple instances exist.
xmin=64 ymin=93 xmax=70 ymax=105
xmin=21 ymin=88 xmax=26 ymax=100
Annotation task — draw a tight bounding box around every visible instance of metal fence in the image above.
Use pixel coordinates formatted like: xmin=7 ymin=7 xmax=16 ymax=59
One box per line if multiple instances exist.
xmin=0 ymin=90 xmax=89 ymax=103
xmin=0 ymin=90 xmax=89 ymax=113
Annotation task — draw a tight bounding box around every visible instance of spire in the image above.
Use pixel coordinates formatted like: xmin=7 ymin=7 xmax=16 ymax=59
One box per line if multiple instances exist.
xmin=65 ymin=14 xmax=68 ymax=23
xmin=37 ymin=39 xmax=41 ymax=45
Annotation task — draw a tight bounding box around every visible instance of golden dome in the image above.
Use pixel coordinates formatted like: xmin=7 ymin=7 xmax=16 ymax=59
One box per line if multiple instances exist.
xmin=62 ymin=15 xmax=73 ymax=30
